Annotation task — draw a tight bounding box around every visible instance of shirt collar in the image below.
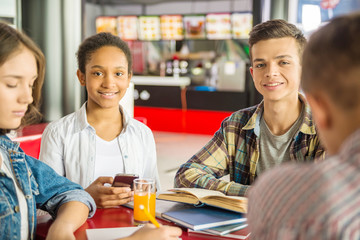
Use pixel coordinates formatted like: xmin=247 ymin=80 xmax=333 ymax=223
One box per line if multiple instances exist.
xmin=338 ymin=128 xmax=360 ymax=159
xmin=75 ymin=102 xmax=130 ymax=133
xmin=242 ymin=93 xmax=317 ymax=136
xmin=0 ymin=135 xmax=19 ymax=152
xmin=76 ymin=102 xmax=91 ymax=131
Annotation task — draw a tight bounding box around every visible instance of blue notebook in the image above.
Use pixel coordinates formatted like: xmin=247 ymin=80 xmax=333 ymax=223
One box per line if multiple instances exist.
xmin=162 ymin=206 xmax=246 ymax=231
xmin=202 ymin=222 xmax=248 ymax=235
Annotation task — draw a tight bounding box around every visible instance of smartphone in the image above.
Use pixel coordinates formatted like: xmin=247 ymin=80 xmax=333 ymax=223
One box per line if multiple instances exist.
xmin=112 ymin=173 xmax=139 ymax=188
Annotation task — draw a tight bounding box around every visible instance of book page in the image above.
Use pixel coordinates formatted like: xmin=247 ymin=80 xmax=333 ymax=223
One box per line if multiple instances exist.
xmin=158 ymin=188 xmax=248 ymax=212
xmin=202 ymin=195 xmax=248 ymax=213
xmin=171 ymin=188 xmax=226 ymax=199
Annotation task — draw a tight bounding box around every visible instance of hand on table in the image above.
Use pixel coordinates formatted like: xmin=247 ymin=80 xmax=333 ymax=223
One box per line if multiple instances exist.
xmin=85 ymin=177 xmax=133 ymax=208
xmin=123 ymin=224 xmax=182 ymax=240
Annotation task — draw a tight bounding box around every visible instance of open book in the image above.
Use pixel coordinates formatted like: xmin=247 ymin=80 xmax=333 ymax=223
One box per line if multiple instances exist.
xmin=157 ymin=188 xmax=247 ymax=213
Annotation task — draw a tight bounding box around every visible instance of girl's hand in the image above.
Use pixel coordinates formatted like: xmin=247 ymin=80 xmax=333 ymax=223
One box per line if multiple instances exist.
xmin=122 ymin=224 xmax=182 ymax=240
xmin=85 ymin=177 xmax=133 ymax=208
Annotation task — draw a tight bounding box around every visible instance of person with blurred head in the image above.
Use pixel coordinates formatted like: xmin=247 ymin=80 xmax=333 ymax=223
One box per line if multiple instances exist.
xmin=175 ymin=19 xmax=325 ymax=196
xmin=39 ymin=32 xmax=160 ymax=208
xmin=248 ymin=12 xmax=360 ymax=239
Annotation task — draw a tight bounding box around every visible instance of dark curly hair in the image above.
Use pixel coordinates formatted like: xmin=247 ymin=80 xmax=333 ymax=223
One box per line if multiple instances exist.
xmin=76 ymin=32 xmax=132 ymax=74
xmin=0 ymin=22 xmax=45 ymax=135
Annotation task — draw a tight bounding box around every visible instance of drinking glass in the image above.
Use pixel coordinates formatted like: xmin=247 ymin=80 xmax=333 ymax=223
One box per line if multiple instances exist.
xmin=133 ymin=178 xmax=156 ymax=223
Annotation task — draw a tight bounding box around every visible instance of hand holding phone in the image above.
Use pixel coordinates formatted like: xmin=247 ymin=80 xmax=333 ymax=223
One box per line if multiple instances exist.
xmin=112 ymin=173 xmax=139 ymax=188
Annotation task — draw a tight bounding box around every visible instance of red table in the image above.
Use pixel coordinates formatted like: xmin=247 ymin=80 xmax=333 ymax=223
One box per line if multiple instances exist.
xmin=36 ymin=206 xmax=249 ymax=240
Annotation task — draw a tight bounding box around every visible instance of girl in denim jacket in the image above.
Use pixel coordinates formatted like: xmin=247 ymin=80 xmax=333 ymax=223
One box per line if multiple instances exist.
xmin=0 ymin=22 xmax=97 ymax=240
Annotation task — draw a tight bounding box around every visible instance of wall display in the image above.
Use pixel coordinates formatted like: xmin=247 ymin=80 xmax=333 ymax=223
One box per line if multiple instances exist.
xmin=138 ymin=16 xmax=161 ymax=41
xmin=206 ymin=13 xmax=231 ymax=40
xmin=96 ymin=16 xmax=117 ymax=35
xmin=183 ymin=15 xmax=206 ymax=39
xmin=160 ymin=15 xmax=184 ymax=40
xmin=231 ymin=13 xmax=252 ymax=39
xmin=117 ymin=16 xmax=138 ymax=40
xmin=96 ymin=12 xmax=253 ymax=40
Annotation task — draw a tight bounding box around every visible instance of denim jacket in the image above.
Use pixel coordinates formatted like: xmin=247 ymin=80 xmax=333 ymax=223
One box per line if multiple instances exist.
xmin=0 ymin=135 xmax=96 ymax=240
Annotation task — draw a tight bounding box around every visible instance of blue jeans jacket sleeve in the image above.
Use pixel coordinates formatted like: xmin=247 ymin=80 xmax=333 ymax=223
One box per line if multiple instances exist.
xmin=0 ymin=135 xmax=96 ymax=240
xmin=26 ymin=154 xmax=96 ymax=218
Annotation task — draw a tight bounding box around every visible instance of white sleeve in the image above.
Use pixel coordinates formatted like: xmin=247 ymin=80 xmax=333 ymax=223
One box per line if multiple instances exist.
xmin=38 ymin=124 xmax=65 ymax=176
xmin=142 ymin=128 xmax=161 ymax=191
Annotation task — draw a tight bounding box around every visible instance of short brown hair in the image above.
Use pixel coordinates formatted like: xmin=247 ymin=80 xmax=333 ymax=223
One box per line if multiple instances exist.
xmin=301 ymin=12 xmax=360 ymax=110
xmin=248 ymin=19 xmax=306 ymax=64
xmin=0 ymin=22 xmax=45 ymax=135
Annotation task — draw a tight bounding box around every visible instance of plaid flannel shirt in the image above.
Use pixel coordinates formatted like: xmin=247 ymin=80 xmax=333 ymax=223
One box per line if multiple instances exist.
xmin=174 ymin=94 xmax=325 ymax=196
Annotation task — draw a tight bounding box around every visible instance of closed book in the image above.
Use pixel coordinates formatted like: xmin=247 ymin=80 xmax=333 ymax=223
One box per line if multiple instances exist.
xmin=202 ymin=222 xmax=248 ymax=235
xmin=162 ymin=206 xmax=246 ymax=231
xmin=158 ymin=188 xmax=247 ymax=213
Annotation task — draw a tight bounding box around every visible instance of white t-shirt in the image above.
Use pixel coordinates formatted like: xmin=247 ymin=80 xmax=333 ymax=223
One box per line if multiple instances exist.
xmin=94 ymin=135 xmax=124 ymax=180
xmin=0 ymin=152 xmax=29 ymax=240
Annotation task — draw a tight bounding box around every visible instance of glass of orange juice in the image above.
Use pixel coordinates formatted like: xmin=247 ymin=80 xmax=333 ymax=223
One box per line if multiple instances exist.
xmin=133 ymin=178 xmax=156 ymax=224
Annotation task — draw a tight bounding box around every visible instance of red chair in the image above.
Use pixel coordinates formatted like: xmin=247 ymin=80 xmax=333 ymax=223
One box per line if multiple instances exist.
xmin=15 ymin=135 xmax=42 ymax=159
xmin=134 ymin=117 xmax=147 ymax=125
xmin=13 ymin=123 xmax=48 ymax=159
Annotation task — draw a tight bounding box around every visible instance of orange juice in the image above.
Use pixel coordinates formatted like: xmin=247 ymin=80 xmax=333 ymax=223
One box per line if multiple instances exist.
xmin=133 ymin=192 xmax=156 ymax=223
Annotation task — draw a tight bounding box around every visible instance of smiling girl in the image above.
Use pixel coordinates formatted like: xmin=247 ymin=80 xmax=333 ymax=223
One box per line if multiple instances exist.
xmin=39 ymin=32 xmax=160 ymax=208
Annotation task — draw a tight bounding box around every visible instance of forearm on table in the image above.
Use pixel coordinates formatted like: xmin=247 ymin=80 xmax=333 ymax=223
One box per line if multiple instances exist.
xmin=175 ymin=166 xmax=249 ymax=196
xmin=175 ymin=166 xmax=225 ymax=189
xmin=52 ymin=201 xmax=89 ymax=231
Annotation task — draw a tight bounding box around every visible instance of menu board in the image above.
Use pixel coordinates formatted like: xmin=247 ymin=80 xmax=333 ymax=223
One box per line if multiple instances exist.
xmin=232 ymin=13 xmax=253 ymax=39
xmin=96 ymin=17 xmax=117 ymax=35
xmin=183 ymin=15 xmax=206 ymax=39
xmin=160 ymin=15 xmax=184 ymax=40
xmin=117 ymin=16 xmax=138 ymax=40
xmin=138 ymin=16 xmax=161 ymax=41
xmin=206 ymin=13 xmax=231 ymax=40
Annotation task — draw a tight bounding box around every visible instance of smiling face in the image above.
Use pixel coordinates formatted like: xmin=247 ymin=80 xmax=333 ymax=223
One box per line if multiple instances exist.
xmin=0 ymin=47 xmax=37 ymax=130
xmin=77 ymin=46 xmax=131 ymax=111
xmin=250 ymin=37 xmax=302 ymax=103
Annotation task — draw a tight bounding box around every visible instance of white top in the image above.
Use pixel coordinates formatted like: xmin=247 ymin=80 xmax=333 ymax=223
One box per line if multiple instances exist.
xmin=39 ymin=102 xmax=160 ymax=190
xmin=0 ymin=152 xmax=29 ymax=240
xmin=94 ymin=136 xmax=124 ymax=180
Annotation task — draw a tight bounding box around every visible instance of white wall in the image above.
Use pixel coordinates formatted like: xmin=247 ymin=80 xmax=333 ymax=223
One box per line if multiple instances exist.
xmin=42 ymin=0 xmax=82 ymax=121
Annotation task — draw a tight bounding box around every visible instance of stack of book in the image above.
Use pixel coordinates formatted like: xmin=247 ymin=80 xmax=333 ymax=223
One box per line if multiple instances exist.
xmin=157 ymin=188 xmax=250 ymax=239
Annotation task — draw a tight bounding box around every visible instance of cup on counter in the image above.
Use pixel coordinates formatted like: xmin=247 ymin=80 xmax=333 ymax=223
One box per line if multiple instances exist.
xmin=133 ymin=178 xmax=156 ymax=224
